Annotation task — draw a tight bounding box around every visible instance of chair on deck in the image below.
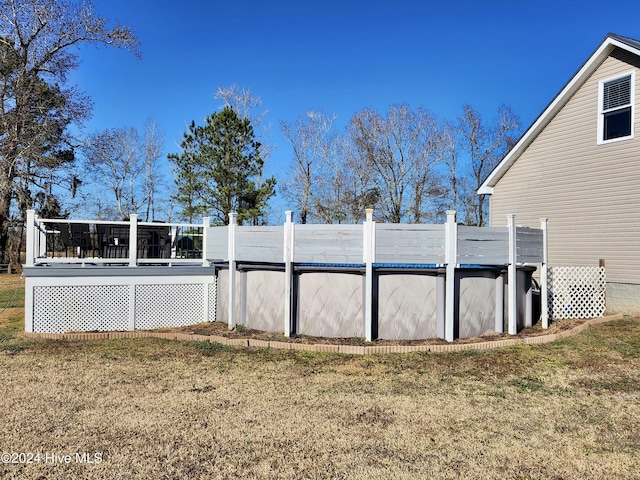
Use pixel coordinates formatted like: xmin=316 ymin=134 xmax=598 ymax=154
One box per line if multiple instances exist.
xmin=47 ymin=222 xmax=67 ymax=257
xmin=138 ymin=224 xmax=172 ymax=259
xmin=103 ymin=225 xmax=130 ymax=259
xmin=69 ymin=223 xmax=90 ymax=258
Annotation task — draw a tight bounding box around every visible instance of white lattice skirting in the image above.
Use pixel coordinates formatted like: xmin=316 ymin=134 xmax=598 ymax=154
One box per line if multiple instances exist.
xmin=25 ymin=269 xmax=216 ymax=334
xmin=548 ymin=266 xmax=606 ymax=320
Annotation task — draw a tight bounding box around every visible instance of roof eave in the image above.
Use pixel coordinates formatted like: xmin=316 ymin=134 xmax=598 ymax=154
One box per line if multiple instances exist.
xmin=478 ymin=34 xmax=640 ymax=194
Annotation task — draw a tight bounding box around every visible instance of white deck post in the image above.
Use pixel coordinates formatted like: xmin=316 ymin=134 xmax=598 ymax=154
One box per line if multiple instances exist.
xmin=170 ymin=227 xmax=177 ymax=260
xmin=507 ymin=214 xmax=517 ymax=335
xmin=25 ymin=209 xmax=35 ymax=268
xmin=228 ymin=212 xmax=237 ymax=330
xmin=283 ymin=211 xmax=294 ymax=337
xmin=363 ymin=209 xmax=375 ymax=342
xmin=24 ymin=275 xmax=33 ymax=333
xmin=445 ymin=210 xmax=457 ymax=342
xmin=202 ymin=217 xmax=210 ymax=267
xmin=128 ymin=214 xmax=138 ymax=267
xmin=37 ymin=215 xmax=46 ymax=258
xmin=24 ymin=209 xmax=35 ymax=333
xmin=540 ymin=217 xmax=549 ymax=329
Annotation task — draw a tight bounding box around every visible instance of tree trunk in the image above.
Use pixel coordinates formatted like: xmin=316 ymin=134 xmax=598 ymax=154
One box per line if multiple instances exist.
xmin=0 ymin=162 xmax=15 ymax=265
xmin=0 ymin=199 xmax=14 ymax=265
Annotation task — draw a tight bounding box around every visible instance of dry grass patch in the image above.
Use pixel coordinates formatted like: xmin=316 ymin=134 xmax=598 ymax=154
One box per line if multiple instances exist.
xmin=1 ymin=276 xmax=640 ymax=478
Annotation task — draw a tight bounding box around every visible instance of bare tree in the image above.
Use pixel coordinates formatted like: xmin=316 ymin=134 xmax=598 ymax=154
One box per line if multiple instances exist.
xmin=142 ymin=118 xmax=165 ymax=221
xmin=83 ymin=127 xmax=146 ymax=220
xmin=433 ymin=120 xmax=459 ymax=212
xmin=347 ymin=104 xmax=444 ymax=223
xmin=215 ymin=85 xmax=268 ymax=125
xmin=311 ymin=158 xmax=349 ymax=223
xmin=81 ymin=121 xmax=168 ymax=221
xmin=280 ymin=110 xmax=337 ymax=223
xmin=312 ymin=133 xmax=381 ymax=224
xmin=457 ymin=104 xmax=520 ymax=226
xmin=0 ymin=0 xmax=139 ymax=266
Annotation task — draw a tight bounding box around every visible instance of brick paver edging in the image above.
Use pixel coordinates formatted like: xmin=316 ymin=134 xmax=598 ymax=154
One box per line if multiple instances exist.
xmin=23 ymin=314 xmax=625 ymax=355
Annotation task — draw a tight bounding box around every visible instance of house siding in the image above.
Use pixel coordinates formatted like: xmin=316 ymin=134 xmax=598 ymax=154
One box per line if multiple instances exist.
xmin=490 ymin=48 xmax=640 ymax=285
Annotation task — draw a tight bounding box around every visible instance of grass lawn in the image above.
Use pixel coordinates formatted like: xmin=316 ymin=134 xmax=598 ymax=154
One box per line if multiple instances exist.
xmin=1 ymin=276 xmax=639 ymax=479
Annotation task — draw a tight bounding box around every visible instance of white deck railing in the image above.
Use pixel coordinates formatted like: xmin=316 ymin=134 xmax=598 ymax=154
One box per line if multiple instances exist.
xmin=25 ymin=210 xmax=210 ymax=267
xmin=26 ymin=209 xmax=546 ymax=270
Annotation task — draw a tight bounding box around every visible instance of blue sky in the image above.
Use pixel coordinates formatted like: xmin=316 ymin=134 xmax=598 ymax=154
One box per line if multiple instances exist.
xmin=69 ymin=0 xmax=640 ymax=218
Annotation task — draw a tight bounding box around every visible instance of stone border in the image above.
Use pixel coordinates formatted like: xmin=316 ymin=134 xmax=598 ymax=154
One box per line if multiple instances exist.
xmin=23 ymin=314 xmax=625 ymax=355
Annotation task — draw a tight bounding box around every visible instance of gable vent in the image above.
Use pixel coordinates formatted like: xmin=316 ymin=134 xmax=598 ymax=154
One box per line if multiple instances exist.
xmin=603 ymin=75 xmax=631 ymax=110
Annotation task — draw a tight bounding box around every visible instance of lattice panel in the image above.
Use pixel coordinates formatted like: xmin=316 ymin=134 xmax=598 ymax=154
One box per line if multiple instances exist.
xmin=548 ymin=266 xmax=606 ymax=320
xmin=135 ymin=283 xmax=205 ymax=329
xmin=33 ymin=285 xmax=130 ymax=333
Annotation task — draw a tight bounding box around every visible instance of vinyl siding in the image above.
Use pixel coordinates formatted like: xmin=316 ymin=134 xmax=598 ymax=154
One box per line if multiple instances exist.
xmin=490 ymin=48 xmax=640 ymax=284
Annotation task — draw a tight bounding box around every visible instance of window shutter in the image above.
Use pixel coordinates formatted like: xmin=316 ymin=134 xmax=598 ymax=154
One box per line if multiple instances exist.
xmin=603 ymin=76 xmax=631 ymax=110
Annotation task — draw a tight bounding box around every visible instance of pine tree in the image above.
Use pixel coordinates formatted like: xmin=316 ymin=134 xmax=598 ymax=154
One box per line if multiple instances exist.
xmin=169 ymin=107 xmax=276 ymax=225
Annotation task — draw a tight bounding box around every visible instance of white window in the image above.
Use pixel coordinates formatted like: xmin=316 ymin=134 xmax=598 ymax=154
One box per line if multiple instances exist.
xmin=598 ymin=72 xmax=634 ymax=144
